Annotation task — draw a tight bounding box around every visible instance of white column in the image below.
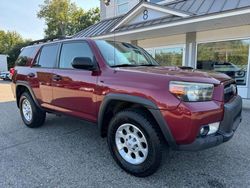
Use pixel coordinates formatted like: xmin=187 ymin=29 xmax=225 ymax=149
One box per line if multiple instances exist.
xmin=185 ymin=32 xmax=197 ymax=68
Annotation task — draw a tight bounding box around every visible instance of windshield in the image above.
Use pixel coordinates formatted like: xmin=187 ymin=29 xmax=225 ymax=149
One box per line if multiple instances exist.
xmin=95 ymin=40 xmax=159 ymax=67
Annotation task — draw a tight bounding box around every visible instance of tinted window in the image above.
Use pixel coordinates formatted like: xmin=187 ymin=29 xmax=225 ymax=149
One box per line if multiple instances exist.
xmin=96 ymin=40 xmax=158 ymax=67
xmin=38 ymin=44 xmax=59 ymax=68
xmin=59 ymin=42 xmax=94 ymax=69
xmin=16 ymin=46 xmax=40 ymax=66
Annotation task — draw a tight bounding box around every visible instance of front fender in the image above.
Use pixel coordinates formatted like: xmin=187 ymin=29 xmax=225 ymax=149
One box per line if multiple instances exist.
xmin=98 ymin=93 xmax=177 ymax=149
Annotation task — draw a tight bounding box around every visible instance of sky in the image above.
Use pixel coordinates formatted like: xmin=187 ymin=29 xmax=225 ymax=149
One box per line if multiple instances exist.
xmin=0 ymin=0 xmax=100 ymax=40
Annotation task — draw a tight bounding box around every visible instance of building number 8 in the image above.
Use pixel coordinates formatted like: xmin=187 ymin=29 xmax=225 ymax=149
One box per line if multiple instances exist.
xmin=143 ymin=9 xmax=148 ymax=20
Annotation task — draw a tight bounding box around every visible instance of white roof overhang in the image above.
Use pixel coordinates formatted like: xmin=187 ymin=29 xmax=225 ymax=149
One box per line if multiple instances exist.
xmin=111 ymin=2 xmax=191 ymax=32
xmin=93 ymin=8 xmax=250 ymax=41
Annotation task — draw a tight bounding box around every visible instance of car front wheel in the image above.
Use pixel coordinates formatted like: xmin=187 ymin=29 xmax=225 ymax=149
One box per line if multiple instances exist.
xmin=107 ymin=109 xmax=163 ymax=177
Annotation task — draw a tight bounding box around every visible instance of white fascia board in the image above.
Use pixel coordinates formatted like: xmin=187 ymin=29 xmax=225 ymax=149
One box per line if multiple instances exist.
xmin=111 ymin=3 xmax=190 ymax=32
xmin=144 ymin=4 xmax=190 ymax=17
xmin=94 ymin=8 xmax=250 ymax=40
xmin=157 ymin=0 xmax=176 ymax=5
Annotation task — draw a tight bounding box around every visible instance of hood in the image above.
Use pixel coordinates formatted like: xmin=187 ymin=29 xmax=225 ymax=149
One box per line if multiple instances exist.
xmin=116 ymin=66 xmax=232 ymax=85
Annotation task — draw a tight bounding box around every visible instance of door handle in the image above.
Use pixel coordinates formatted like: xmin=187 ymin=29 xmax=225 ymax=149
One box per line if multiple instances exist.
xmin=27 ymin=73 xmax=35 ymax=78
xmin=53 ymin=75 xmax=62 ymax=81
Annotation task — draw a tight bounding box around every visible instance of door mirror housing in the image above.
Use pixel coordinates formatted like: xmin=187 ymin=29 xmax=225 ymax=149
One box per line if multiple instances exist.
xmin=72 ymin=57 xmax=96 ymax=70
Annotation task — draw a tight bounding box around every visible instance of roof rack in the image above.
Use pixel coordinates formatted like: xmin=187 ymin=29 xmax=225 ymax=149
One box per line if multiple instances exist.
xmin=29 ymin=36 xmax=72 ymax=45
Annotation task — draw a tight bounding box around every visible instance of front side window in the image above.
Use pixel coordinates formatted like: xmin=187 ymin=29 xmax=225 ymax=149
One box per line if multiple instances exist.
xmin=155 ymin=47 xmax=184 ymax=66
xmin=117 ymin=0 xmax=129 ymax=15
xmin=95 ymin=40 xmax=158 ymax=67
xmin=37 ymin=44 xmax=59 ymax=68
xmin=59 ymin=42 xmax=94 ymax=69
xmin=197 ymin=39 xmax=249 ymax=86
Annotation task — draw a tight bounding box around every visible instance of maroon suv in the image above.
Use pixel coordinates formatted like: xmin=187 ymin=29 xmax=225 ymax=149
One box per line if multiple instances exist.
xmin=11 ymin=38 xmax=242 ymax=177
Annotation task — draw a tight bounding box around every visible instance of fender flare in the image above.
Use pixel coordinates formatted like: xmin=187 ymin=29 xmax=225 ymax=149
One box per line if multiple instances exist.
xmin=98 ymin=93 xmax=177 ymax=148
xmin=15 ymin=81 xmax=43 ymax=110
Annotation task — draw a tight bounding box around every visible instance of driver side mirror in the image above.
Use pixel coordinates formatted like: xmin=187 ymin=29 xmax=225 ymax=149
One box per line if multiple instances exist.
xmin=71 ymin=57 xmax=97 ymax=71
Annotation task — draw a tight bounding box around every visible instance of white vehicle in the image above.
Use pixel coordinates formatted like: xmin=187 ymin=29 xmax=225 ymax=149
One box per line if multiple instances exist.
xmin=0 ymin=71 xmax=11 ymax=80
xmin=0 ymin=54 xmax=8 ymax=73
xmin=0 ymin=55 xmax=9 ymax=81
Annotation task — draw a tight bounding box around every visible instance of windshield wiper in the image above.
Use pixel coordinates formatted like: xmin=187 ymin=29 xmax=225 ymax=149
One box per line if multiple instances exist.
xmin=111 ymin=64 xmax=138 ymax=68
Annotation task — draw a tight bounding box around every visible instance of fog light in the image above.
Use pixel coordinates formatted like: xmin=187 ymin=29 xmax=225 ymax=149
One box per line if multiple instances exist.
xmin=200 ymin=126 xmax=209 ymax=137
xmin=207 ymin=122 xmax=220 ymax=135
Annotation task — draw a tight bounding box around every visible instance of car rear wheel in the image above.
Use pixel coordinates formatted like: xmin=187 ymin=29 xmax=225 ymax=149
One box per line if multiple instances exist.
xmin=19 ymin=92 xmax=46 ymax=128
xmin=107 ymin=109 xmax=163 ymax=177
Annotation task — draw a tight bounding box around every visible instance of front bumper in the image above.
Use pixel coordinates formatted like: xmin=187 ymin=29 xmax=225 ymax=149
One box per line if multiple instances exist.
xmin=178 ymin=95 xmax=242 ymax=151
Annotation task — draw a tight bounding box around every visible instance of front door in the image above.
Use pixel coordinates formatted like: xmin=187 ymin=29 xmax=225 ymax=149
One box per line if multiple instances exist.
xmin=52 ymin=41 xmax=98 ymax=121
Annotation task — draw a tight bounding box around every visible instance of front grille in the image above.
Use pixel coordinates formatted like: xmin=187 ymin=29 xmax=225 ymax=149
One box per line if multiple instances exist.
xmin=224 ymin=82 xmax=237 ymax=103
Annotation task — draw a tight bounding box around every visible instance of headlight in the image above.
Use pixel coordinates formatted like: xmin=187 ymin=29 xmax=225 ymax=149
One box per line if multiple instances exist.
xmin=169 ymin=81 xmax=214 ymax=102
xmin=235 ymin=71 xmax=245 ymax=78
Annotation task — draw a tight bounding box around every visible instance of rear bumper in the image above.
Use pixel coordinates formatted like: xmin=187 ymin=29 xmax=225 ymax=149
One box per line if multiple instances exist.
xmin=178 ymin=95 xmax=242 ymax=151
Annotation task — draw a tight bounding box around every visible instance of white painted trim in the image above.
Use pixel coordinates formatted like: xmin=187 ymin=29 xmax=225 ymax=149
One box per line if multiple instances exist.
xmin=157 ymin=0 xmax=176 ymax=5
xmin=246 ymin=43 xmax=250 ymax=95
xmin=111 ymin=2 xmax=190 ymax=32
xmin=195 ymin=37 xmax=250 ymax=90
xmin=94 ymin=8 xmax=250 ymax=40
xmin=188 ymin=43 xmax=192 ymax=67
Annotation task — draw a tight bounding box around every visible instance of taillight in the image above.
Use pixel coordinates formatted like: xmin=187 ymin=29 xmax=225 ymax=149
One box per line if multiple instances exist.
xmin=10 ymin=68 xmax=15 ymax=76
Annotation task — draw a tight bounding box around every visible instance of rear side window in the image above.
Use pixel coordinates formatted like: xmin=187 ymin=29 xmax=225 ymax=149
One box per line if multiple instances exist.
xmin=59 ymin=42 xmax=94 ymax=69
xmin=37 ymin=44 xmax=59 ymax=68
xmin=15 ymin=46 xmax=40 ymax=66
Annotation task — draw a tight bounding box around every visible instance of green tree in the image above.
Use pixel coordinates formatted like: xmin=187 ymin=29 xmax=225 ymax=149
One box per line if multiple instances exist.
xmin=7 ymin=41 xmax=31 ymax=69
xmin=69 ymin=8 xmax=100 ymax=35
xmin=0 ymin=30 xmax=30 ymax=69
xmin=0 ymin=30 xmax=24 ymax=54
xmin=37 ymin=0 xmax=100 ymax=38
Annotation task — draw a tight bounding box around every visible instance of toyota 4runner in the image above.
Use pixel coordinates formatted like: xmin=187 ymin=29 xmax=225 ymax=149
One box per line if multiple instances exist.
xmin=11 ymin=38 xmax=242 ymax=177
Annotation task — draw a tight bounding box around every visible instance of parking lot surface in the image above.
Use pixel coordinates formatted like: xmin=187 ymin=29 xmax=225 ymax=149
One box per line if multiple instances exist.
xmin=0 ymin=80 xmax=250 ymax=187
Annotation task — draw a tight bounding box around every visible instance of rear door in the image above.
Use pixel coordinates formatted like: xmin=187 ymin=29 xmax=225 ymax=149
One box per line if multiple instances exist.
xmin=52 ymin=41 xmax=98 ymax=122
xmin=30 ymin=43 xmax=60 ymax=107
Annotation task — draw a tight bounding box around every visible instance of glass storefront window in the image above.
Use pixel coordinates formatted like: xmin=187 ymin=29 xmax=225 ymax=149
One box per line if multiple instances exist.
xmin=155 ymin=47 xmax=183 ymax=66
xmin=197 ymin=39 xmax=249 ymax=86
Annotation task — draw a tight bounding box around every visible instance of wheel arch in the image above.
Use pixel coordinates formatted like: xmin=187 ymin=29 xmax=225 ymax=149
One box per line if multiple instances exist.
xmin=16 ymin=81 xmax=42 ymax=110
xmin=98 ymin=93 xmax=177 ymax=149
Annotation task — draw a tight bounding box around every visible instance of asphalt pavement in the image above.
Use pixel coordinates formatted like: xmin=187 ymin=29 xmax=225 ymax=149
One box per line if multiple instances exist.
xmin=0 ymin=80 xmax=250 ymax=187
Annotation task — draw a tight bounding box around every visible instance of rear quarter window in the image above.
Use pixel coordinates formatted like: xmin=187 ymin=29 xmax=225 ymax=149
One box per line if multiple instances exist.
xmin=15 ymin=45 xmax=40 ymax=66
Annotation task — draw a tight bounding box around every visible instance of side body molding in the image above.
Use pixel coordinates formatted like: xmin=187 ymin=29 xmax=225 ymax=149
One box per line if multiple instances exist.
xmin=98 ymin=93 xmax=177 ymax=148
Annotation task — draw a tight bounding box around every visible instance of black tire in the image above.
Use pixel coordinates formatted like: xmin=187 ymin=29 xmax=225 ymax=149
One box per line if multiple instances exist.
xmin=19 ymin=92 xmax=46 ymax=128
xmin=107 ymin=109 xmax=163 ymax=177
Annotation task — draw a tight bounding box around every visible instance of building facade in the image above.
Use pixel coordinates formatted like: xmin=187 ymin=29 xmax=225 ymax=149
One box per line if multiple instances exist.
xmin=74 ymin=0 xmax=250 ymax=99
